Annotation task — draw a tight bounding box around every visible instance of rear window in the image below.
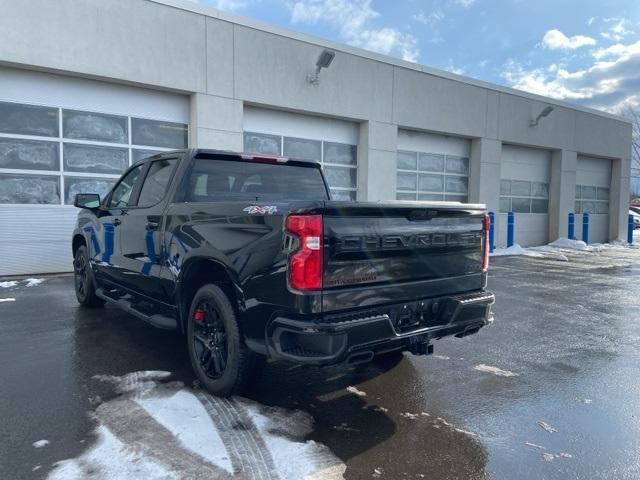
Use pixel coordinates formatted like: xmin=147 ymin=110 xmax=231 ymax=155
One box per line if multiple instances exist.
xmin=186 ymin=159 xmax=329 ymax=202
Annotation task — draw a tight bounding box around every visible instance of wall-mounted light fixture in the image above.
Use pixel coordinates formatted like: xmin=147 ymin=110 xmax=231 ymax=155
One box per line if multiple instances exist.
xmin=530 ymin=106 xmax=555 ymax=127
xmin=307 ymin=49 xmax=335 ymax=85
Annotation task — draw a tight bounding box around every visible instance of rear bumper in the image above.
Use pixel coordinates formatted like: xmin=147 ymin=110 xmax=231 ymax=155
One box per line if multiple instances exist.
xmin=265 ymin=290 xmax=495 ymax=365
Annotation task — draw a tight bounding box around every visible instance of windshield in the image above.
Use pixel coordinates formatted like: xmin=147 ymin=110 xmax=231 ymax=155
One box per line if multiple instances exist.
xmin=186 ymin=159 xmax=329 ymax=202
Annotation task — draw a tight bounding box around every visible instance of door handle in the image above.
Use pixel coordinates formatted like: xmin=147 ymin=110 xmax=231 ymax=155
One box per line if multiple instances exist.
xmin=113 ymin=218 xmax=121 ymax=226
xmin=146 ymin=221 xmax=159 ymax=230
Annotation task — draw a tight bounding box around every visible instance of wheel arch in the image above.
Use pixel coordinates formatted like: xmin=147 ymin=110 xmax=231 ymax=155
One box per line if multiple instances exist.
xmin=177 ymin=257 xmax=243 ymax=334
xmin=72 ymin=233 xmax=86 ymax=257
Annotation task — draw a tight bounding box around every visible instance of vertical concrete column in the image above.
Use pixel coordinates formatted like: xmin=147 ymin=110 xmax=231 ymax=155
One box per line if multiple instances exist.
xmin=549 ymin=149 xmax=577 ymax=240
xmin=469 ymin=138 xmax=502 ymax=212
xmin=610 ymin=157 xmax=631 ymax=241
xmin=358 ymin=121 xmax=398 ymax=201
xmin=189 ymin=93 xmax=243 ymax=152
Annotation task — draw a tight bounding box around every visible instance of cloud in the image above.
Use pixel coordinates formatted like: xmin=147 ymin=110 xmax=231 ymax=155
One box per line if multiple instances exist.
xmin=412 ymin=10 xmax=444 ymax=26
xmin=452 ymin=0 xmax=476 ymax=7
xmin=502 ymin=38 xmax=640 ymax=112
xmin=541 ymin=29 xmax=596 ymax=50
xmin=587 ymin=17 xmax=596 ymax=26
xmin=288 ymin=0 xmax=419 ymax=62
xmin=600 ymin=18 xmax=633 ymax=42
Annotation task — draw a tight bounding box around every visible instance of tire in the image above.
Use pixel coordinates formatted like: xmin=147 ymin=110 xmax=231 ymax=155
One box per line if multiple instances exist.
xmin=187 ymin=284 xmax=265 ymax=397
xmin=73 ymin=245 xmax=105 ymax=308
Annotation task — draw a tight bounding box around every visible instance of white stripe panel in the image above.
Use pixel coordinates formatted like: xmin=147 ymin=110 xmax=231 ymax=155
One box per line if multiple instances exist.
xmin=0 ymin=205 xmax=77 ymax=275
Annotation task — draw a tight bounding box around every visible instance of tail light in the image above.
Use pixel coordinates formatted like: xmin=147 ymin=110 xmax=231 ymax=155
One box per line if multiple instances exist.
xmin=285 ymin=214 xmax=323 ymax=290
xmin=481 ymin=214 xmax=490 ymax=272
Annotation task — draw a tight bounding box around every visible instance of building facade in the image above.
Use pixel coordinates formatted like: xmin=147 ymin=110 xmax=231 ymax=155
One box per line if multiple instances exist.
xmin=0 ymin=0 xmax=632 ymax=275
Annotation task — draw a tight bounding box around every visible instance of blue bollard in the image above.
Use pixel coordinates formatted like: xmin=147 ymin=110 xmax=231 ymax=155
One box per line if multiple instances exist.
xmin=507 ymin=211 xmax=514 ymax=248
xmin=628 ymin=214 xmax=634 ymax=244
xmin=582 ymin=212 xmax=589 ymax=244
xmin=489 ymin=211 xmax=495 ymax=253
xmin=568 ymin=212 xmax=575 ymax=240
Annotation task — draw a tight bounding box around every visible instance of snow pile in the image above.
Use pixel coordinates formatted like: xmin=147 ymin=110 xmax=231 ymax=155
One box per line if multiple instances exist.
xmin=33 ymin=440 xmax=50 ymax=448
xmin=49 ymin=370 xmax=346 ymax=480
xmin=491 ymin=236 xmax=637 ymax=260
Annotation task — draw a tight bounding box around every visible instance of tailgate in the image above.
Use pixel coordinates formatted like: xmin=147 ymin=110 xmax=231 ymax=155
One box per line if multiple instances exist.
xmin=321 ymin=201 xmax=486 ymax=311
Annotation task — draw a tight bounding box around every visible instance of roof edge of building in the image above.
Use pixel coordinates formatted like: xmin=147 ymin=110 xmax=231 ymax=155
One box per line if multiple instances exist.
xmin=149 ymin=0 xmax=631 ymax=125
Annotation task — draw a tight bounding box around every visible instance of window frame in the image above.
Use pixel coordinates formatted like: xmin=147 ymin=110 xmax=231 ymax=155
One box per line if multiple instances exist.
xmin=242 ymin=131 xmax=358 ymax=200
xmin=105 ymin=163 xmax=146 ymax=210
xmin=499 ymin=179 xmax=550 ymax=214
xmin=0 ymin=99 xmax=187 ymax=206
xmin=135 ymin=158 xmax=180 ymax=209
xmin=575 ymin=184 xmax=609 ymax=215
xmin=396 ymin=150 xmax=470 ymax=202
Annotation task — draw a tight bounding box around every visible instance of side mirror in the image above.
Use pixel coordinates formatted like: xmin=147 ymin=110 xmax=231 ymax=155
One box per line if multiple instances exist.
xmin=74 ymin=193 xmax=101 ymax=209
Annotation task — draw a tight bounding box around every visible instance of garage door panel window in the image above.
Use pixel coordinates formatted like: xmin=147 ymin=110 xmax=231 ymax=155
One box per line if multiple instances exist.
xmin=243 ymin=132 xmax=281 ymax=156
xmin=0 ymin=138 xmax=59 ymax=171
xmin=283 ymin=137 xmax=321 ymax=161
xmin=324 ymin=166 xmax=356 ymax=189
xmin=0 ymin=100 xmax=186 ymax=205
xmin=419 ymin=153 xmax=445 ymax=172
xmin=396 ymin=150 xmax=468 ymax=202
xmin=131 ymin=118 xmax=188 ymax=149
xmin=63 ymin=144 xmax=129 ymax=174
xmin=576 ymin=184 xmax=608 ymax=214
xmin=0 ymin=174 xmax=60 ymax=204
xmin=64 ymin=177 xmax=116 ymax=205
xmin=243 ymin=132 xmax=357 ymax=200
xmin=397 ymin=151 xmax=417 ymax=170
xmin=499 ymin=179 xmax=549 ymax=214
xmin=0 ymin=101 xmax=58 ymax=137
xmin=324 ymin=142 xmax=357 ymax=166
xmin=63 ymin=110 xmax=128 ymax=144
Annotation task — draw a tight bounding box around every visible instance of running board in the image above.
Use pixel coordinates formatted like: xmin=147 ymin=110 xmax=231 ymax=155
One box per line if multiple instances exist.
xmin=96 ymin=288 xmax=177 ymax=330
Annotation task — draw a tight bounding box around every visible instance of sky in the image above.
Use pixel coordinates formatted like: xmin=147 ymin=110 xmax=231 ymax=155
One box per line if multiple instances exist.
xmin=196 ymin=0 xmax=640 ymax=116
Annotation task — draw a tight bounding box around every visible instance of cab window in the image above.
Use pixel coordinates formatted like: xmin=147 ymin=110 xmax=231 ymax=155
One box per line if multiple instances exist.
xmin=137 ymin=159 xmax=178 ymax=208
xmin=108 ymin=165 xmax=143 ymax=209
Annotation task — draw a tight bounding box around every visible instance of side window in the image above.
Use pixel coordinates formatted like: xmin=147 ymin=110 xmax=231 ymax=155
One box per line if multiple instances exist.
xmin=108 ymin=165 xmax=143 ymax=209
xmin=137 ymin=159 xmax=178 ymax=207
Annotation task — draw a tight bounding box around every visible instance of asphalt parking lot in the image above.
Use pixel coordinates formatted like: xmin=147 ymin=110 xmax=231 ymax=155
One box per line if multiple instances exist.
xmin=2 ymin=243 xmax=640 ymax=480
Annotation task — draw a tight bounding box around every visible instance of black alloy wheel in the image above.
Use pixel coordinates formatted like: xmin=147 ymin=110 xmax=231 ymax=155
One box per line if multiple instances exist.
xmin=192 ymin=301 xmax=229 ymax=379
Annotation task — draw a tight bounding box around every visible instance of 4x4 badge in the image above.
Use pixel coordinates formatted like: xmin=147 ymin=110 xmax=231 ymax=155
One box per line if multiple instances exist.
xmin=243 ymin=205 xmax=278 ymax=215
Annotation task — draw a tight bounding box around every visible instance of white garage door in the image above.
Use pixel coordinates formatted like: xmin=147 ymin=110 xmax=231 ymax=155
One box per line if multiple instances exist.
xmin=0 ymin=67 xmax=189 ymax=276
xmin=396 ymin=130 xmax=471 ymax=202
xmin=575 ymin=155 xmax=611 ymax=244
xmin=498 ymin=145 xmax=551 ymax=247
xmin=243 ymin=107 xmax=359 ymax=200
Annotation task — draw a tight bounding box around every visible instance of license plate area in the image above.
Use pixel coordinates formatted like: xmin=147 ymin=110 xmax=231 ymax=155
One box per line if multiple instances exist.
xmin=386 ymin=299 xmax=449 ymax=333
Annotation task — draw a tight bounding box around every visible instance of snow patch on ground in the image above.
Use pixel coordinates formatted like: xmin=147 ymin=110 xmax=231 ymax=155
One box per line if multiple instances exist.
xmin=525 ymin=442 xmax=544 ymax=450
xmin=0 ymin=281 xmax=18 ymax=288
xmin=346 ymin=385 xmax=367 ymax=397
xmin=49 ymin=426 xmax=174 ymax=480
xmin=0 ymin=298 xmax=16 ymax=303
xmin=491 ymin=237 xmax=637 ymax=260
xmin=24 ymin=278 xmax=44 ymax=287
xmin=474 ymin=364 xmax=519 ymax=377
xmin=32 ymin=440 xmax=49 ymax=448
xmin=136 ymin=389 xmax=233 ymax=474
xmin=51 ymin=371 xmax=346 ymax=480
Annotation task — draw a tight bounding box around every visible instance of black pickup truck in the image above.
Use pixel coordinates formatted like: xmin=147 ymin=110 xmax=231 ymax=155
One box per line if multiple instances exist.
xmin=72 ymin=149 xmax=494 ymax=396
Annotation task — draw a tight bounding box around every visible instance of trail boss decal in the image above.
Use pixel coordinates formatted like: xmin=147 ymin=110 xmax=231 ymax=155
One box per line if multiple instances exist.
xmin=243 ymin=205 xmax=278 ymax=215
